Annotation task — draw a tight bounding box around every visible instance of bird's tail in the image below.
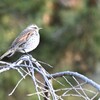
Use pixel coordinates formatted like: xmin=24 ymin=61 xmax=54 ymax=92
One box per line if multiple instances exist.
xmin=0 ymin=49 xmax=15 ymax=60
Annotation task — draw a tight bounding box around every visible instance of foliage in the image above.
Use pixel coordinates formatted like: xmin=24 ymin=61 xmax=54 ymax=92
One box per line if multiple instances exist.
xmin=0 ymin=0 xmax=100 ymax=99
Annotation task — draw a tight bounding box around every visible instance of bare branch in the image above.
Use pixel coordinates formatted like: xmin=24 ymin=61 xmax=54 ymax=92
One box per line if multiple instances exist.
xmin=0 ymin=54 xmax=100 ymax=100
xmin=48 ymin=71 xmax=100 ymax=91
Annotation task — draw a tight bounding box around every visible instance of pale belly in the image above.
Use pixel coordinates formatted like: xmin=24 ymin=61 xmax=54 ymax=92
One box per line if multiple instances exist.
xmin=18 ymin=34 xmax=40 ymax=53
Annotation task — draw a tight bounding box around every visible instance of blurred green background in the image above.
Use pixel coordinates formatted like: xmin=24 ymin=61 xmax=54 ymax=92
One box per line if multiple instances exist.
xmin=0 ymin=0 xmax=100 ymax=99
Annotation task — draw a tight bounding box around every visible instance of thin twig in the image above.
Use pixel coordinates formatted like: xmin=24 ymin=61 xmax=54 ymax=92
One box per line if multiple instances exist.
xmin=0 ymin=55 xmax=99 ymax=100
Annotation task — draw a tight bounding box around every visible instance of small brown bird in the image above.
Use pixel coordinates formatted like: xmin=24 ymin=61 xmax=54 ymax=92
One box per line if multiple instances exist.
xmin=0 ymin=24 xmax=41 ymax=60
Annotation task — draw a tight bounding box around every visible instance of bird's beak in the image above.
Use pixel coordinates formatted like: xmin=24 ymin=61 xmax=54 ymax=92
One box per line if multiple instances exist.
xmin=39 ymin=28 xmax=42 ymax=30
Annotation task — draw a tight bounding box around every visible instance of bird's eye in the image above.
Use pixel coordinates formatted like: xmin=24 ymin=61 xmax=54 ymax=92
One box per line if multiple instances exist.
xmin=34 ymin=27 xmax=37 ymax=29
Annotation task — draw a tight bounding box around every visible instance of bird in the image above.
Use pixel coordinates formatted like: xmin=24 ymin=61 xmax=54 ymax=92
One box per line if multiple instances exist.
xmin=0 ymin=24 xmax=41 ymax=60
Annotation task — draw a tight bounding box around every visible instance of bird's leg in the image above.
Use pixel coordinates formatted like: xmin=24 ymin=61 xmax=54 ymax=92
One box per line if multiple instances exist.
xmin=22 ymin=49 xmax=31 ymax=58
xmin=23 ymin=49 xmax=29 ymax=55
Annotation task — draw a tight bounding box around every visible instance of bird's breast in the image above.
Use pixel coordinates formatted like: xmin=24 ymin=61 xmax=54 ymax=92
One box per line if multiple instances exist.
xmin=18 ymin=33 xmax=40 ymax=53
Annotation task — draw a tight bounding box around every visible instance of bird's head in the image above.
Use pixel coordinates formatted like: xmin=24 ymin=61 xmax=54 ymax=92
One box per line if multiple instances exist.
xmin=27 ymin=24 xmax=42 ymax=31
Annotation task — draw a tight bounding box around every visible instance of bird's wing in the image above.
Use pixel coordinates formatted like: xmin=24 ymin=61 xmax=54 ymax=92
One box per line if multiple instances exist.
xmin=10 ymin=29 xmax=34 ymax=49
